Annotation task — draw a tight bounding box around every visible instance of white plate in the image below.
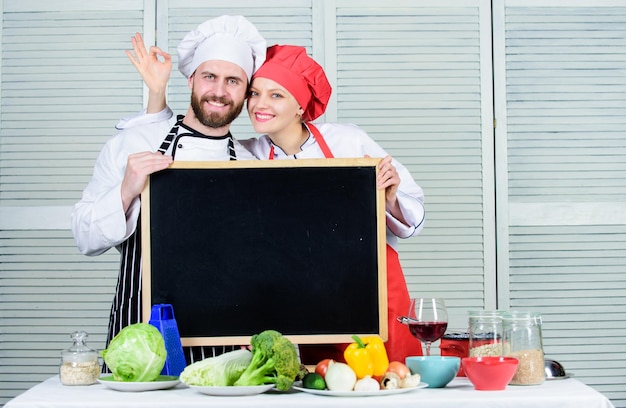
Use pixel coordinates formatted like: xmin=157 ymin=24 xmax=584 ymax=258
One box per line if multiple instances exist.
xmin=188 ymin=384 xmax=275 ymax=396
xmin=97 ymin=375 xmax=180 ymax=392
xmin=292 ymin=382 xmax=428 ymax=397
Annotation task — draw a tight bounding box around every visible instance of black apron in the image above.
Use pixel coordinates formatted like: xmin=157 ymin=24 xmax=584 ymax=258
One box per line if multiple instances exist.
xmin=103 ymin=116 xmax=238 ymax=372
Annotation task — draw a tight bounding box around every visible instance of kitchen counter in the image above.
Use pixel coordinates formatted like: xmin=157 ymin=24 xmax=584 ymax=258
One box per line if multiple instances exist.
xmin=5 ymin=376 xmax=615 ymax=408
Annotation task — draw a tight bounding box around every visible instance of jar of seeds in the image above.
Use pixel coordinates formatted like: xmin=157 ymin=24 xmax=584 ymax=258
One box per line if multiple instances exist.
xmin=468 ymin=310 xmax=503 ymax=357
xmin=502 ymin=311 xmax=545 ymax=385
xmin=59 ymin=331 xmax=100 ymax=385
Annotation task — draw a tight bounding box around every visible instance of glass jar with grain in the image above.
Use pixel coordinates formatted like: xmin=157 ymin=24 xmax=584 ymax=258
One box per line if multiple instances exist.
xmin=502 ymin=311 xmax=545 ymax=385
xmin=59 ymin=331 xmax=100 ymax=385
xmin=468 ymin=310 xmax=503 ymax=357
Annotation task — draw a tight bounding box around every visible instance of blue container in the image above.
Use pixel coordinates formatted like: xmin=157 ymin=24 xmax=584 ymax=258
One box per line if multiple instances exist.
xmin=149 ymin=304 xmax=186 ymax=376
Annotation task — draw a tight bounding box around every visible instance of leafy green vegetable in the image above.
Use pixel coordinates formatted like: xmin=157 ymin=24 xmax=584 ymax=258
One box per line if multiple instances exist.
xmin=179 ymin=349 xmax=253 ymax=386
xmin=233 ymin=329 xmax=301 ymax=391
xmin=101 ymin=323 xmax=166 ymax=382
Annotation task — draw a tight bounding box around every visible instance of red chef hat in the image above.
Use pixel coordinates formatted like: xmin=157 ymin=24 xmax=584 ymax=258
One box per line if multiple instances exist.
xmin=253 ymin=45 xmax=332 ymax=122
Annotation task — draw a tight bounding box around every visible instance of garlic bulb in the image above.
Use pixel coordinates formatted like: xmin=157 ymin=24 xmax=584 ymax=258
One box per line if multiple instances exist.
xmin=354 ymin=375 xmax=380 ymax=392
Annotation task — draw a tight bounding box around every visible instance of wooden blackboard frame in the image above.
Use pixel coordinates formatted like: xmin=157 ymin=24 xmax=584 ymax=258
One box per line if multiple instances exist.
xmin=141 ymin=158 xmax=387 ymax=346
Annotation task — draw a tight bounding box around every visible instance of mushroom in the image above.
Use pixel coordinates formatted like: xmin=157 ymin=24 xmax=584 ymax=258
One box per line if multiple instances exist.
xmin=400 ymin=373 xmax=422 ymax=388
xmin=380 ymin=372 xmax=401 ymax=390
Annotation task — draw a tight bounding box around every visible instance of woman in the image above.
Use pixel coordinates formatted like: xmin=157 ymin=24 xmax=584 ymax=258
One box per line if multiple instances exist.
xmin=122 ymin=34 xmax=426 ymax=363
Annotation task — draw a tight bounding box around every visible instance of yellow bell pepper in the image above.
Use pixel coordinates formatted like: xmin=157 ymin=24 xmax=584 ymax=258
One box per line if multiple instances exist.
xmin=343 ymin=335 xmax=389 ymax=378
xmin=361 ymin=335 xmax=390 ymax=377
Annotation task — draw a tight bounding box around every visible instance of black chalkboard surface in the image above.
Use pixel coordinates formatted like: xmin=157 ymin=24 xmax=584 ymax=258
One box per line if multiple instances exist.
xmin=141 ymin=158 xmax=387 ymax=346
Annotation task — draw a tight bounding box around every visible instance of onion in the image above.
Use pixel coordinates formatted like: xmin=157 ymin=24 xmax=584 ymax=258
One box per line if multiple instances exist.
xmin=386 ymin=361 xmax=411 ymax=379
xmin=324 ymin=361 xmax=357 ymax=391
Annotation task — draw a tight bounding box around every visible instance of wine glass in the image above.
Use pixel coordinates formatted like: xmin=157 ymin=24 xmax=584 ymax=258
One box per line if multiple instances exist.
xmin=407 ymin=297 xmax=448 ymax=356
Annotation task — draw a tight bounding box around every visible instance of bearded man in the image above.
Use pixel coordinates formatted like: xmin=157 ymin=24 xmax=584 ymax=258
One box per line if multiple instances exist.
xmin=71 ymin=15 xmax=266 ymax=368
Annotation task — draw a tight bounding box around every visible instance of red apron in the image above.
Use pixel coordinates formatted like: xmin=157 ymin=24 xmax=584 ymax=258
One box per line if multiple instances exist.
xmin=274 ymin=124 xmax=423 ymax=364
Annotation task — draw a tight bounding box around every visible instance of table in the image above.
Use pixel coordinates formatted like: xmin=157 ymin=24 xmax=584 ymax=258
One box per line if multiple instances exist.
xmin=5 ymin=376 xmax=615 ymax=408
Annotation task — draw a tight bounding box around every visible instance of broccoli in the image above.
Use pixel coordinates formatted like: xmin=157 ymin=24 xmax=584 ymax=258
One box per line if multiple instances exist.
xmin=233 ymin=329 xmax=301 ymax=391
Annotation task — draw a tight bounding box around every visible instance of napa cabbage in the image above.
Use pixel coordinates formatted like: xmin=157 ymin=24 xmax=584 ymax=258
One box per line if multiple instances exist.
xmin=180 ymin=349 xmax=253 ymax=386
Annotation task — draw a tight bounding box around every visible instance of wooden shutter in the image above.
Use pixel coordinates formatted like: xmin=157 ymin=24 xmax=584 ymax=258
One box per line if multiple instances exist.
xmin=0 ymin=1 xmax=149 ymax=404
xmin=332 ymin=0 xmax=495 ymax=330
xmin=493 ymin=1 xmax=626 ymax=405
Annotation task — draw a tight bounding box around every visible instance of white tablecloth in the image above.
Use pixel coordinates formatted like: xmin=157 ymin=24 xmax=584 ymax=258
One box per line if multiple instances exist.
xmin=5 ymin=376 xmax=615 ymax=408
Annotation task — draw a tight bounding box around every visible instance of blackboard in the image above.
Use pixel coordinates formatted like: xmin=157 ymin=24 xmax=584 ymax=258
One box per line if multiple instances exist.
xmin=141 ymin=158 xmax=387 ymax=346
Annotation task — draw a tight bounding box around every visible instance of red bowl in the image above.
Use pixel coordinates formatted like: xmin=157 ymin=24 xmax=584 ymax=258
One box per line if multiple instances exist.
xmin=462 ymin=357 xmax=519 ymax=391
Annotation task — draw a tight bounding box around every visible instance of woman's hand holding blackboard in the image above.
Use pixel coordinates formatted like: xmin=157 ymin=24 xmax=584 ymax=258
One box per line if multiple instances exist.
xmin=376 ymin=155 xmax=406 ymax=226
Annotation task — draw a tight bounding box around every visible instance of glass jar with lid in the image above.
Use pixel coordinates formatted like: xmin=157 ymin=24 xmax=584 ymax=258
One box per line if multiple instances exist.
xmin=59 ymin=330 xmax=100 ymax=385
xmin=468 ymin=310 xmax=503 ymax=357
xmin=502 ymin=311 xmax=545 ymax=385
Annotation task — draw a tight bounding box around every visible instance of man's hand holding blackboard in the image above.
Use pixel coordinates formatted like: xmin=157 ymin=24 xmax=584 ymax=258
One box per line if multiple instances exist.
xmin=121 ymin=151 xmax=172 ymax=212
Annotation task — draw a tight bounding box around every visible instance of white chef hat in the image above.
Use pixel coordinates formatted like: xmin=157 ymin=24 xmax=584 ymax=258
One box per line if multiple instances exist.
xmin=177 ymin=15 xmax=266 ymax=81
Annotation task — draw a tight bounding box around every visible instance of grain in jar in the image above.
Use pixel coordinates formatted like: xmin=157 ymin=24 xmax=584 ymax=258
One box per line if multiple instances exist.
xmin=60 ymin=331 xmax=100 ymax=385
xmin=502 ymin=311 xmax=545 ymax=385
xmin=468 ymin=311 xmax=503 ymax=357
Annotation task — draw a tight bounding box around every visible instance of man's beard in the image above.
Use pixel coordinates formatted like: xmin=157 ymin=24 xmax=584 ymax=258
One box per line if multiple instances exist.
xmin=190 ymin=91 xmax=244 ymax=129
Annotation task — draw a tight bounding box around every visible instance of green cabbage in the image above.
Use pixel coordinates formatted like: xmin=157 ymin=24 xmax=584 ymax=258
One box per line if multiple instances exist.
xmin=102 ymin=323 xmax=167 ymax=382
xmin=180 ymin=349 xmax=253 ymax=386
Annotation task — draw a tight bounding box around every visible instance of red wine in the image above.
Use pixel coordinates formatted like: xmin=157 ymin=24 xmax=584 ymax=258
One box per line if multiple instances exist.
xmin=408 ymin=321 xmax=448 ymax=343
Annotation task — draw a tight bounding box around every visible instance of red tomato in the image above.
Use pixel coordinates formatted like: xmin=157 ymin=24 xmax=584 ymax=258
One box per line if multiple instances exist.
xmin=315 ymin=359 xmax=334 ymax=379
xmin=386 ymin=361 xmax=411 ymax=379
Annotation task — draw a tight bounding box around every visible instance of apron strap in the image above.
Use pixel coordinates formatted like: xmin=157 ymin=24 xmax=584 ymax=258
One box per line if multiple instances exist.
xmin=227 ymin=136 xmax=236 ymax=161
xmin=307 ymin=123 xmax=334 ymax=158
xmin=268 ymin=123 xmax=334 ymax=159
xmin=158 ymin=115 xmax=185 ymax=155
xmin=161 ymin=115 xmax=237 ymax=160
